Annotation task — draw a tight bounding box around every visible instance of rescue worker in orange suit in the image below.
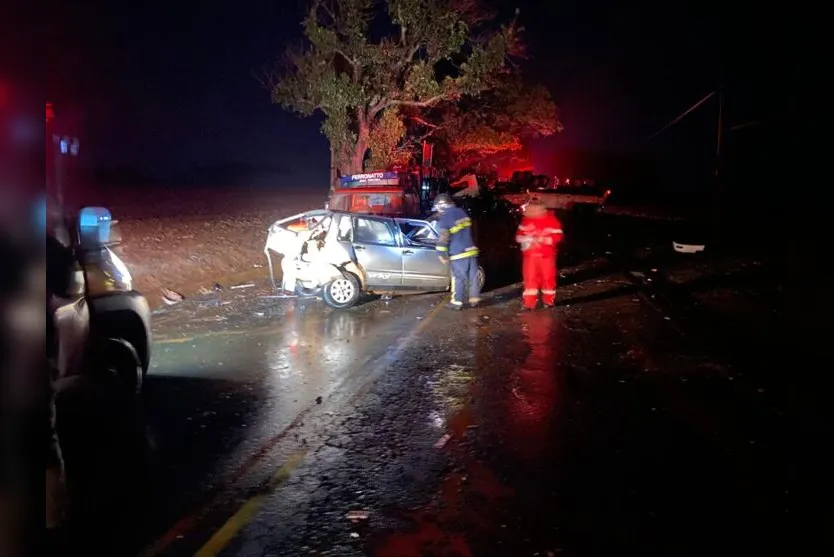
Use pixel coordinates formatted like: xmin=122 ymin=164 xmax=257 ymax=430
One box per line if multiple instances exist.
xmin=516 ymin=200 xmax=564 ymax=310
xmin=433 ymin=194 xmax=481 ymax=310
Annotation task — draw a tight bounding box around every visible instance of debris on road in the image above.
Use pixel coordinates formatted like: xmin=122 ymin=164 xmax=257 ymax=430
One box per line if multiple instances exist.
xmin=315 ymin=396 xmax=323 ymax=404
xmin=345 ymin=510 xmax=369 ymax=522
xmin=230 ymin=282 xmax=256 ymax=290
xmin=161 ymin=288 xmax=184 ymax=305
xmin=434 ymin=433 xmax=452 ymax=449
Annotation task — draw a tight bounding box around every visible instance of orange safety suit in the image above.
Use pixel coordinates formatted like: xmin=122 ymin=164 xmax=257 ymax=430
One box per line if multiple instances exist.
xmin=516 ymin=208 xmax=564 ymax=308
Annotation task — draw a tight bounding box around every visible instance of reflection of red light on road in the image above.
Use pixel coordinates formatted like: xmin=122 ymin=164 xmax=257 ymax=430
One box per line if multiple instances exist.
xmin=507 ymin=314 xmax=559 ymax=458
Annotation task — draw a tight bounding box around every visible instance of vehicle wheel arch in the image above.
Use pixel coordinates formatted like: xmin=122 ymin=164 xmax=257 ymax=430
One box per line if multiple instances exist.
xmin=342 ymin=261 xmax=367 ymax=290
xmin=94 ymin=336 xmax=143 ymax=396
xmin=90 ymin=308 xmax=150 ymax=377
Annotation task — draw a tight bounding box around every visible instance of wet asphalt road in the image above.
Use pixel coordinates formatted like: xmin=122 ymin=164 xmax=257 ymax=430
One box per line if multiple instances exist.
xmin=55 ymin=213 xmax=832 ymax=556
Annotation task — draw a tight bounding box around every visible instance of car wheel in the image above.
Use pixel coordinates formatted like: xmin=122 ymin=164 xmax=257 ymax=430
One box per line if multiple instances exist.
xmin=97 ymin=337 xmax=142 ymax=397
xmin=477 ymin=265 xmax=486 ymax=290
xmin=322 ymin=273 xmax=361 ymax=309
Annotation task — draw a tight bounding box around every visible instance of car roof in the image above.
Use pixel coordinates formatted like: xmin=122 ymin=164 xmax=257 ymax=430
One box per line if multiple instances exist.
xmin=328 ymin=210 xmax=433 ymax=224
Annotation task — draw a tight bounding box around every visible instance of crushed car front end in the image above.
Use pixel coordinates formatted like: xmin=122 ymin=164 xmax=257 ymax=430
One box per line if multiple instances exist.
xmin=264 ymin=211 xmax=366 ymax=305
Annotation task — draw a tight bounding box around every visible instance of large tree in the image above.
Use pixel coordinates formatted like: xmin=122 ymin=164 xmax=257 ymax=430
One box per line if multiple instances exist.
xmin=265 ymin=0 xmax=522 ymax=189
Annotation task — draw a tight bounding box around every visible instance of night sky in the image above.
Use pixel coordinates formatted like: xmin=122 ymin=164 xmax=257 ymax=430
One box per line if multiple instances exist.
xmin=46 ymin=0 xmax=804 ymax=190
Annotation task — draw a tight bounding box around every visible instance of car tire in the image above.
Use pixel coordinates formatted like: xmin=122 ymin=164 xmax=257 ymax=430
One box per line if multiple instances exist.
xmin=477 ymin=265 xmax=486 ymax=291
xmin=322 ymin=273 xmax=361 ymax=310
xmin=97 ymin=337 xmax=143 ymax=397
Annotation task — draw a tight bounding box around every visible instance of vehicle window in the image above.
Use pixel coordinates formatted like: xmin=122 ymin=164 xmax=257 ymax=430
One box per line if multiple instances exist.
xmin=337 ymin=215 xmax=353 ymax=242
xmin=398 ymin=221 xmax=438 ymax=245
xmin=330 ymin=194 xmax=349 ymax=211
xmin=310 ymin=216 xmax=331 ymax=240
xmin=353 ymin=217 xmax=396 ymax=246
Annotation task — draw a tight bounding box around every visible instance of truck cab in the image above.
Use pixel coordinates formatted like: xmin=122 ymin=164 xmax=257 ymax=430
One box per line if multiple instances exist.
xmin=327 ymin=171 xmax=422 ymax=218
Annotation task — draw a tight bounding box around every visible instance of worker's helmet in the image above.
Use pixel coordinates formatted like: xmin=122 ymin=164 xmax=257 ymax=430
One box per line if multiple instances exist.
xmin=432 ymin=193 xmax=455 ymax=212
xmin=523 ymin=199 xmax=547 ymax=217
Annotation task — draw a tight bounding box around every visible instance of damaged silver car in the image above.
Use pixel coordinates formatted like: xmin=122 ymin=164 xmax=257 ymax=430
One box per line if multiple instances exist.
xmin=264 ymin=210 xmax=486 ymax=309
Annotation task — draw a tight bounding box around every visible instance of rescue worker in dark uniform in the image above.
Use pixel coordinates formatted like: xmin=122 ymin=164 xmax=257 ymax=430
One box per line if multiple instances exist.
xmin=432 ymin=194 xmax=481 ymax=310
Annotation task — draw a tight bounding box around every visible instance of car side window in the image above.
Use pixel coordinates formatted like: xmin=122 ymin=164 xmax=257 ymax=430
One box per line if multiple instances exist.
xmin=398 ymin=221 xmax=438 ymax=247
xmin=354 ymin=217 xmax=396 ymax=246
xmin=337 ymin=215 xmax=353 ymax=242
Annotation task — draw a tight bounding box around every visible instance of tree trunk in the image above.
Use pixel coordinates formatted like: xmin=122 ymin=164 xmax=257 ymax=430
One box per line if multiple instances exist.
xmin=347 ymin=125 xmax=369 ymax=174
xmin=329 ymin=147 xmax=338 ymax=192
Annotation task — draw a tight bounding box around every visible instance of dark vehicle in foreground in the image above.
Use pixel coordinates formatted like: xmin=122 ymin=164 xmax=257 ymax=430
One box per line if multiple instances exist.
xmin=265 ymin=210 xmax=486 ymax=309
xmin=49 ymin=205 xmax=152 ymax=394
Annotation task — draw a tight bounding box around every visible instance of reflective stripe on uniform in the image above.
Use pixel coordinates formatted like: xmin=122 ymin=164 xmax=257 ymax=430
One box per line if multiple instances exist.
xmin=523 ymin=288 xmax=539 ymax=296
xmin=436 ymin=245 xmax=448 ymax=252
xmin=449 ymin=217 xmax=472 ymax=234
xmin=449 ymin=247 xmax=479 ymax=260
xmin=469 ymin=297 xmax=481 ymax=304
xmin=544 ymin=228 xmax=563 ymax=234
xmin=541 ymin=289 xmax=556 ymax=295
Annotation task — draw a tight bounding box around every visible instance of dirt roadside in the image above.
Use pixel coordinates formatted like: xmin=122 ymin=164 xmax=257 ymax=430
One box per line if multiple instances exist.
xmin=104 ymin=187 xmax=323 ymax=309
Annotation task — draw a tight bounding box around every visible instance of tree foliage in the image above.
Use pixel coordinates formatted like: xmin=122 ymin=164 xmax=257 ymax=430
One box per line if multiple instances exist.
xmin=264 ymin=0 xmax=522 ymax=187
xmin=405 ymin=74 xmax=562 ymax=173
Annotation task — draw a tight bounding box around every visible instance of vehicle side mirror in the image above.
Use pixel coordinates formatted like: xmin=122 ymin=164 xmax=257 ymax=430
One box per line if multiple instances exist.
xmin=77 ymin=206 xmax=113 ymax=249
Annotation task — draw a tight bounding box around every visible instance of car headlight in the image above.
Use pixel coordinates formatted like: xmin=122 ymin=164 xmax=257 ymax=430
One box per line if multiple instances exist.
xmin=84 ymin=248 xmax=133 ymax=295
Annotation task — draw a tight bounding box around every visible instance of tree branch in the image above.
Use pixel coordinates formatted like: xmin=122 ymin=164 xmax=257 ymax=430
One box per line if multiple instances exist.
xmin=387 ymin=94 xmax=446 ymax=109
xmin=407 ymin=115 xmax=440 ymax=128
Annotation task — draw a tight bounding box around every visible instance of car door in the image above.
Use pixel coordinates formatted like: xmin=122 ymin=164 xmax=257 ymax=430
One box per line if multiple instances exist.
xmin=351 ymin=215 xmax=403 ymax=287
xmin=395 ymin=218 xmax=449 ymax=290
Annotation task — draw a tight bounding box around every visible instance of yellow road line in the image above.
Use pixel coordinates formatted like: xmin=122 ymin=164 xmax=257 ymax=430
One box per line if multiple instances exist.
xmin=194 ymin=449 xmax=308 ymax=557
xmin=155 ymin=336 xmax=196 ymax=344
xmin=193 ymin=496 xmax=264 ymax=557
